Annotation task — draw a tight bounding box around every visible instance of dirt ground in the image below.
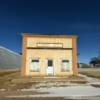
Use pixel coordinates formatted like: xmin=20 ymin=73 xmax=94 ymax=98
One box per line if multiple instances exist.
xmin=0 ymin=96 xmax=100 ymax=100
xmin=0 ymin=97 xmax=65 ymax=100
xmin=0 ymin=69 xmax=100 ymax=100
xmin=0 ymin=69 xmax=87 ymax=91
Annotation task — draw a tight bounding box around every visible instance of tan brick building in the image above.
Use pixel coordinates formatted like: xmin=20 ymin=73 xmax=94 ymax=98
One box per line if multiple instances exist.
xmin=21 ymin=33 xmax=78 ymax=76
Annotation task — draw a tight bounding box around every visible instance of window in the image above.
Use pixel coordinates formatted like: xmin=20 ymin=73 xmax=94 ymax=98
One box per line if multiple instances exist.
xmin=48 ymin=60 xmax=53 ymax=66
xmin=30 ymin=58 xmax=39 ymax=72
xmin=31 ymin=60 xmax=39 ymax=62
xmin=62 ymin=60 xmax=69 ymax=63
xmin=61 ymin=59 xmax=70 ymax=72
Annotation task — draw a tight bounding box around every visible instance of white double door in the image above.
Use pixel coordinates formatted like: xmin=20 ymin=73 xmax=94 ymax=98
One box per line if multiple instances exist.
xmin=46 ymin=59 xmax=54 ymax=75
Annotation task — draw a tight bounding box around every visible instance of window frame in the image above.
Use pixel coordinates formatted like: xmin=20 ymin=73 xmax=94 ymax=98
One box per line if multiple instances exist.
xmin=61 ymin=59 xmax=70 ymax=72
xmin=29 ymin=58 xmax=40 ymax=72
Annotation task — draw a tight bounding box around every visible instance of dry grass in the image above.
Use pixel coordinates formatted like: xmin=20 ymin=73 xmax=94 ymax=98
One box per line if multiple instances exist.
xmin=79 ymin=68 xmax=100 ymax=78
xmin=0 ymin=69 xmax=37 ymax=90
xmin=0 ymin=97 xmax=65 ymax=100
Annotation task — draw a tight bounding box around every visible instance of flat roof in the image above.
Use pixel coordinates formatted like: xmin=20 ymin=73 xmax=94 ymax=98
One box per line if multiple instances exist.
xmin=22 ymin=33 xmax=78 ymax=38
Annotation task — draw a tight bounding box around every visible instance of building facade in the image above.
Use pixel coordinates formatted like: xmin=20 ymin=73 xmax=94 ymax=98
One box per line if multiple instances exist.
xmin=21 ymin=33 xmax=78 ymax=76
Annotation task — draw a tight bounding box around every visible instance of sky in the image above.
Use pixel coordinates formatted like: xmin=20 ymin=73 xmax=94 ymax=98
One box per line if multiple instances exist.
xmin=0 ymin=0 xmax=100 ymax=63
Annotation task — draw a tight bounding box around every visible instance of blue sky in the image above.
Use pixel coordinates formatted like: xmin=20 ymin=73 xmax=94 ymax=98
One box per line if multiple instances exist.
xmin=0 ymin=0 xmax=100 ymax=63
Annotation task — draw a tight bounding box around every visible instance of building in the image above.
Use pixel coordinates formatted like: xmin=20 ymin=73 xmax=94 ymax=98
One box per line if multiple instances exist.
xmin=21 ymin=33 xmax=78 ymax=76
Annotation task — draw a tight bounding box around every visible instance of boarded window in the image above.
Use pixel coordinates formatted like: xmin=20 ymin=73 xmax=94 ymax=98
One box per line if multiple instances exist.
xmin=30 ymin=58 xmax=39 ymax=72
xmin=61 ymin=59 xmax=70 ymax=72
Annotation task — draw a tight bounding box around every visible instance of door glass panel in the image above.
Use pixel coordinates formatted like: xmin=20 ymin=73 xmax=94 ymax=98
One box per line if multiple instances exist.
xmin=48 ymin=60 xmax=53 ymax=67
xmin=47 ymin=59 xmax=54 ymax=75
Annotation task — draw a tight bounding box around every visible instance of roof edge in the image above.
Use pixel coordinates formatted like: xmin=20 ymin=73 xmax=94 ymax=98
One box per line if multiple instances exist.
xmin=22 ymin=33 xmax=78 ymax=38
